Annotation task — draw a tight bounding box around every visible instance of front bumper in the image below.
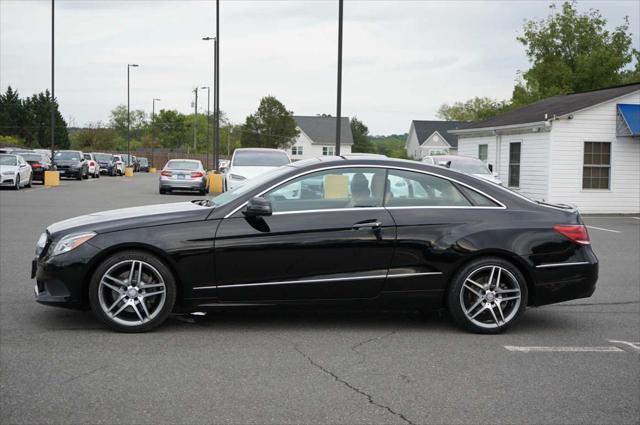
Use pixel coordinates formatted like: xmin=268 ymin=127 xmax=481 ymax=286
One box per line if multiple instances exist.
xmin=57 ymin=168 xmax=82 ymax=178
xmin=1 ymin=175 xmax=17 ymax=186
xmin=33 ymin=241 xmax=101 ymax=310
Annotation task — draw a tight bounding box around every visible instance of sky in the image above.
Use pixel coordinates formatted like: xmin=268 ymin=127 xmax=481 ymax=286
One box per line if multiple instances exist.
xmin=1 ymin=0 xmax=638 ymax=135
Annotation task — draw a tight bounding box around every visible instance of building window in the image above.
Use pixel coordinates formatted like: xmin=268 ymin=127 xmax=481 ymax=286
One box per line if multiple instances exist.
xmin=583 ymin=142 xmax=611 ymax=189
xmin=478 ymin=144 xmax=488 ymax=162
xmin=508 ymin=142 xmax=521 ymax=188
xmin=291 ymin=146 xmax=303 ymax=156
xmin=322 ymin=146 xmax=334 ymax=156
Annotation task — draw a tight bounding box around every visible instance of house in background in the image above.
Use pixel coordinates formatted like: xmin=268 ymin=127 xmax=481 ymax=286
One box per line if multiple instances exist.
xmin=405 ymin=120 xmax=466 ymax=159
xmin=285 ymin=116 xmax=353 ymax=160
xmin=450 ymin=83 xmax=640 ymax=214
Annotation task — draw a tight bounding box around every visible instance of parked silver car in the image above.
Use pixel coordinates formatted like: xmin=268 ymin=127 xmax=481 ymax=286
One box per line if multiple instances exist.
xmin=422 ymin=155 xmax=502 ymax=185
xmin=159 ymin=159 xmax=207 ymax=195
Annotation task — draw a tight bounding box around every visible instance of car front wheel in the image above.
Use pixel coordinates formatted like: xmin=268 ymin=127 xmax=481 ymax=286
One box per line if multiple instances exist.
xmin=89 ymin=250 xmax=177 ymax=332
xmin=448 ymin=257 xmax=527 ymax=334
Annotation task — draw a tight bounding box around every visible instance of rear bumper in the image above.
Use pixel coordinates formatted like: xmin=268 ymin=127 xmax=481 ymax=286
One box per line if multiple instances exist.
xmin=160 ymin=178 xmax=206 ymax=191
xmin=531 ymin=254 xmax=598 ymax=306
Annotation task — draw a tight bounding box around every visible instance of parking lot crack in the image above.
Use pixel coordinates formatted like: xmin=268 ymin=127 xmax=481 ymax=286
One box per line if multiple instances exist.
xmin=62 ymin=364 xmax=110 ymax=384
xmin=291 ymin=343 xmax=414 ymax=425
xmin=351 ymin=330 xmax=397 ymax=365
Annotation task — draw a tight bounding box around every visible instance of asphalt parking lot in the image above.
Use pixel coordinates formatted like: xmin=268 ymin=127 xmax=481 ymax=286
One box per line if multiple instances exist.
xmin=1 ymin=173 xmax=638 ymax=425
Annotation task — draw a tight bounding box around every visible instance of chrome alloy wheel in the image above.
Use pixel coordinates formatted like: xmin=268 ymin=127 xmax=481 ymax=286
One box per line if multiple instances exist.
xmin=97 ymin=260 xmax=166 ymax=327
xmin=459 ymin=265 xmax=522 ymax=329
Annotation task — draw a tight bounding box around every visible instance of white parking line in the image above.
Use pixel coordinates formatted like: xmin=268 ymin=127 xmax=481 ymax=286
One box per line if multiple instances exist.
xmin=632 ymin=217 xmax=640 ymax=220
xmin=504 ymin=345 xmax=624 ymax=353
xmin=586 ymin=225 xmax=621 ymax=234
xmin=609 ymin=340 xmax=640 ymax=353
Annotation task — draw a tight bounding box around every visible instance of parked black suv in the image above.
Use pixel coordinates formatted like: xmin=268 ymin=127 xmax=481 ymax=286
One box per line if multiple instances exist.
xmin=53 ymin=150 xmax=88 ymax=180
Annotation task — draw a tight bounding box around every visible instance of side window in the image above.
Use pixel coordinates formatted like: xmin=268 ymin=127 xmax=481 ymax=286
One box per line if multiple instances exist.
xmin=386 ymin=169 xmax=471 ymax=207
xmin=458 ymin=185 xmax=500 ymax=207
xmin=265 ymin=168 xmax=386 ymax=213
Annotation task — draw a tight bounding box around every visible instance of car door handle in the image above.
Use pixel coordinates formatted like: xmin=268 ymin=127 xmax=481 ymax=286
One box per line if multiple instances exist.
xmin=352 ymin=221 xmax=382 ymax=230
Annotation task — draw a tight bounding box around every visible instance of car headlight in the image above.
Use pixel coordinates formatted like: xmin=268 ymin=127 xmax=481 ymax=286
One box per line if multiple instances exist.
xmin=51 ymin=232 xmax=96 ymax=256
xmin=229 ymin=174 xmax=246 ymax=181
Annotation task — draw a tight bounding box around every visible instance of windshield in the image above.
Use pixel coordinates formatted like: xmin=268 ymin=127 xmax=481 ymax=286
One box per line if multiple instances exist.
xmin=232 ymin=150 xmax=290 ymax=167
xmin=212 ymin=165 xmax=293 ymax=207
xmin=94 ymin=154 xmax=112 ymax=162
xmin=55 ymin=151 xmax=81 ymax=161
xmin=449 ymin=160 xmax=491 ymax=175
xmin=165 ymin=160 xmax=200 ymax=170
xmin=0 ymin=155 xmax=17 ymax=166
xmin=20 ymin=153 xmax=43 ymax=162
xmin=139 ymin=158 xmax=148 ymax=165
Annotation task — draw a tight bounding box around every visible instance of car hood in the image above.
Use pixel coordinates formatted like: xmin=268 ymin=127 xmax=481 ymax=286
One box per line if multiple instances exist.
xmin=47 ymin=201 xmax=212 ymax=237
xmin=228 ymin=166 xmax=279 ymax=180
xmin=0 ymin=165 xmax=18 ymax=172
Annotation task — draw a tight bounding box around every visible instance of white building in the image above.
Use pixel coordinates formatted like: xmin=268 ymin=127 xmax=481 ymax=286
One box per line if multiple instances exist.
xmin=405 ymin=120 xmax=466 ymax=159
xmin=450 ymin=83 xmax=640 ymax=214
xmin=286 ymin=116 xmax=353 ymax=160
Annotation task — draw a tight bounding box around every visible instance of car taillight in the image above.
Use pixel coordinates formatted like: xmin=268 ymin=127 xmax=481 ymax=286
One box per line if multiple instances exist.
xmin=191 ymin=171 xmax=204 ymax=178
xmin=161 ymin=170 xmax=172 ymax=177
xmin=31 ymin=163 xmax=42 ymax=169
xmin=90 ymin=161 xmax=95 ymax=166
xmin=554 ymin=224 xmax=590 ymax=245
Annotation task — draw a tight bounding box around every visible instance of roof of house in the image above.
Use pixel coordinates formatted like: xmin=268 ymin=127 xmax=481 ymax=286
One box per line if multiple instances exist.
xmin=460 ymin=83 xmax=640 ymax=131
xmin=293 ymin=116 xmax=353 ymax=145
xmin=411 ymin=120 xmax=467 ymax=148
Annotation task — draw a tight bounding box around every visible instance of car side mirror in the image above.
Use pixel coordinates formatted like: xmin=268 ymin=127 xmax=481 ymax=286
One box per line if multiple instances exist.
xmin=488 ymin=164 xmax=493 ymax=172
xmin=243 ymin=197 xmax=272 ymax=217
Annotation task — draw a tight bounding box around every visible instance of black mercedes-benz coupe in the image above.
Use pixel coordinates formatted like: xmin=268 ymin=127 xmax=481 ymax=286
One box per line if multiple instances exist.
xmin=32 ymin=157 xmax=598 ymax=333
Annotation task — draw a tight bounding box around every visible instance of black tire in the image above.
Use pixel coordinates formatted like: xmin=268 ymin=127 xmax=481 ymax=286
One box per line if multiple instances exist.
xmin=76 ymin=171 xmax=82 ymax=181
xmin=95 ymin=170 xmax=100 ymax=178
xmin=13 ymin=174 xmax=20 ymax=190
xmin=159 ymin=187 xmax=166 ymax=194
xmin=88 ymin=250 xmax=177 ymax=333
xmin=83 ymin=168 xmax=89 ymax=179
xmin=447 ymin=256 xmax=528 ymax=334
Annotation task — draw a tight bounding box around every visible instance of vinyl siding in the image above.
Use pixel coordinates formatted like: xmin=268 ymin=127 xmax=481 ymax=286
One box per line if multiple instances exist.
xmin=547 ymin=91 xmax=640 ymax=214
xmin=285 ymin=128 xmax=352 ymax=161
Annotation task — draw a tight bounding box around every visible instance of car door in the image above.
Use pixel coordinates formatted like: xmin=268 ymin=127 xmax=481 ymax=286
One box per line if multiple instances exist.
xmin=214 ymin=167 xmax=396 ymax=301
xmin=18 ymin=157 xmax=29 ymax=184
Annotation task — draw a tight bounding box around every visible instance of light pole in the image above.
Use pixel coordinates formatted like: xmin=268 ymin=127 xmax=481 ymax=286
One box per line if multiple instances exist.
xmin=202 ymin=36 xmax=217 ymax=169
xmin=127 ymin=64 xmax=139 ymax=167
xmin=201 ymin=86 xmax=211 ymax=169
xmin=335 ymin=0 xmax=344 ymax=156
xmin=192 ymin=87 xmax=198 ymax=153
xmin=152 ymin=98 xmax=160 ymax=169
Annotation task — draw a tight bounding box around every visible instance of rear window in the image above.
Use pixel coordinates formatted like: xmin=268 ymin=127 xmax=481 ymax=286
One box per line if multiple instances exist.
xmin=233 ymin=150 xmax=290 ymax=167
xmin=55 ymin=151 xmax=81 ymax=161
xmin=94 ymin=154 xmax=112 ymax=162
xmin=20 ymin=153 xmax=43 ymax=162
xmin=166 ymin=160 xmax=200 ymax=170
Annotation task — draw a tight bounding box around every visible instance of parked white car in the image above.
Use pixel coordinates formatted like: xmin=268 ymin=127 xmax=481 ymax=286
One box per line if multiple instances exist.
xmin=422 ymin=155 xmax=502 ymax=185
xmin=225 ymin=148 xmax=290 ymax=191
xmin=83 ymin=153 xmax=101 ymax=178
xmin=0 ymin=154 xmax=33 ymax=189
xmin=112 ymin=155 xmax=126 ymax=176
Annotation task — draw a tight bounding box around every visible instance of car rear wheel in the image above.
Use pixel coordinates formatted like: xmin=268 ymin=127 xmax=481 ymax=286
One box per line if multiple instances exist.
xmin=89 ymin=251 xmax=176 ymax=332
xmin=448 ymin=257 xmax=527 ymax=334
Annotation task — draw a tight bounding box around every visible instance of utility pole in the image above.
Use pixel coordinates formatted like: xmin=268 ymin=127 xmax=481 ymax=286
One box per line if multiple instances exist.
xmin=202 ymin=36 xmax=217 ymax=168
xmin=335 ymin=0 xmax=344 ymax=156
xmin=193 ymin=87 xmax=198 ymax=153
xmin=214 ymin=0 xmax=220 ymax=171
xmin=152 ymin=98 xmax=160 ymax=168
xmin=50 ymin=0 xmax=55 ymax=165
xmin=127 ymin=64 xmax=139 ymax=166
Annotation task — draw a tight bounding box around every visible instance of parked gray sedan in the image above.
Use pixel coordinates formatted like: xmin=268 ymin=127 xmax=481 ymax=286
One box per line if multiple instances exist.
xmin=159 ymin=159 xmax=207 ymax=195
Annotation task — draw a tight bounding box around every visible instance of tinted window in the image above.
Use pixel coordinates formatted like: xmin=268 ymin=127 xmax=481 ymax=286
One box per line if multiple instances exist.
xmin=0 ymin=155 xmax=17 ymax=166
xmin=265 ymin=168 xmax=386 ymax=212
xmin=20 ymin=153 xmax=43 ymax=162
xmin=94 ymin=154 xmax=113 ymax=162
xmin=233 ymin=150 xmax=290 ymax=167
xmin=83 ymin=154 xmax=92 ymax=160
xmin=54 ymin=151 xmax=81 ymax=161
xmin=165 ymin=160 xmax=200 ymax=170
xmin=458 ymin=185 xmax=499 ymax=207
xmin=138 ymin=158 xmax=148 ymax=165
xmin=386 ymin=169 xmax=471 ymax=207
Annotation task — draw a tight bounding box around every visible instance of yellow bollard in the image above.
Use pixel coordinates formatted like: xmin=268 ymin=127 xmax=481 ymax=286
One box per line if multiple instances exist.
xmin=149 ymin=167 xmax=157 ymax=174
xmin=44 ymin=170 xmax=60 ymax=186
xmin=125 ymin=167 xmax=134 ymax=177
xmin=208 ymin=171 xmax=223 ymax=194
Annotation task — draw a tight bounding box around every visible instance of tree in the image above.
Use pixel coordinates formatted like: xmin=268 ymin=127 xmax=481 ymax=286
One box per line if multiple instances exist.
xmin=513 ymin=1 xmax=639 ymax=104
xmin=109 ymin=104 xmax=147 ymax=141
xmin=0 ymin=86 xmax=27 ymax=141
xmin=240 ymin=96 xmax=299 ymax=149
xmin=350 ymin=117 xmax=375 ymax=153
xmin=152 ymin=109 xmax=189 ymax=151
xmin=437 ymin=97 xmax=510 ymax=122
xmin=70 ymin=123 xmax=117 ymax=151
xmin=22 ymin=90 xmax=70 ymax=149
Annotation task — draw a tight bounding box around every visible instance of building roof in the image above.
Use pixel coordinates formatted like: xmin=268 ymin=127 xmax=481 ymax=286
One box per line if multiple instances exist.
xmin=460 ymin=83 xmax=640 ymax=131
xmin=411 ymin=120 xmax=466 ymax=148
xmin=293 ymin=116 xmax=353 ymax=145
